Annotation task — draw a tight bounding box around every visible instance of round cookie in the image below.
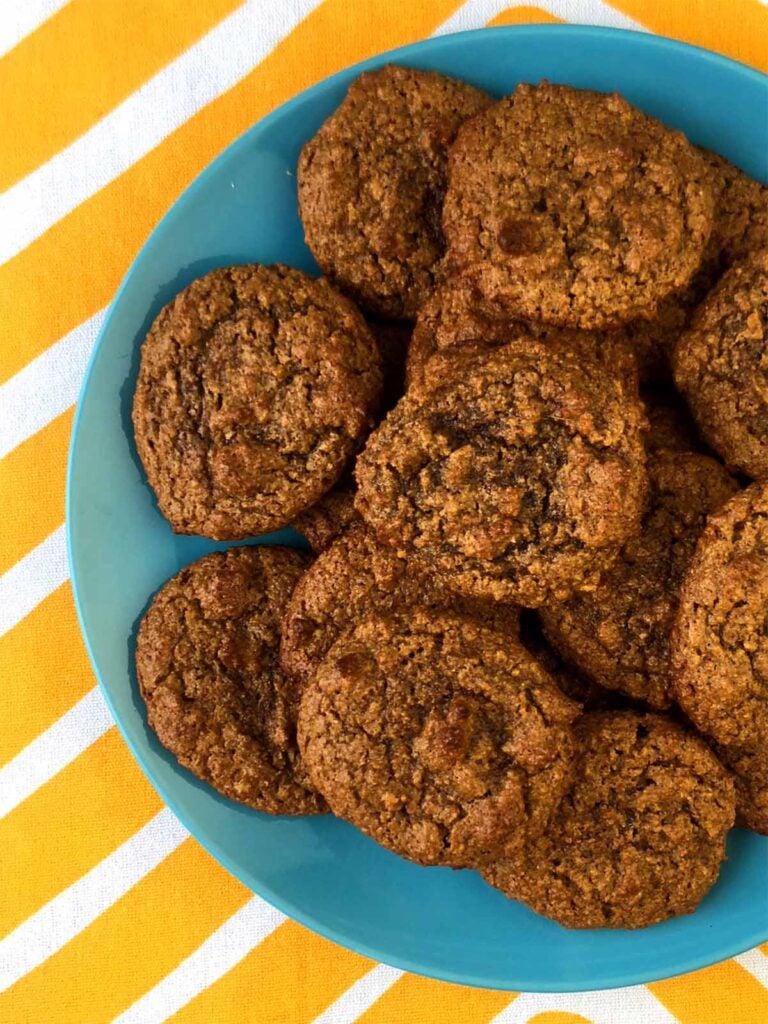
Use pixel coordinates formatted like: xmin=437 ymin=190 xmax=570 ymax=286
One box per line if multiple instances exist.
xmin=292 ymin=477 xmax=357 ymax=553
xmin=442 ymin=82 xmax=714 ymax=329
xmin=298 ymin=65 xmax=490 ymax=319
xmin=132 ymin=264 xmax=382 ymax=540
xmin=298 ymin=607 xmax=579 ymax=866
xmin=406 ymin=277 xmax=639 ymax=395
xmin=673 ymin=251 xmax=768 ymax=479
xmin=671 ymin=481 xmax=768 ymax=833
xmin=540 ymin=452 xmax=737 ymax=708
xmin=280 ymin=519 xmax=519 ymax=687
xmin=482 ymin=711 xmax=735 ymax=929
xmin=135 ymin=546 xmax=325 ymax=815
xmin=355 ymin=339 xmax=648 ymax=607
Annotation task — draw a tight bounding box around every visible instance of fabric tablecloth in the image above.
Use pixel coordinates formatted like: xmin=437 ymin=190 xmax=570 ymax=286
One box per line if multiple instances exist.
xmin=1 ymin=1 xmax=767 ymax=1021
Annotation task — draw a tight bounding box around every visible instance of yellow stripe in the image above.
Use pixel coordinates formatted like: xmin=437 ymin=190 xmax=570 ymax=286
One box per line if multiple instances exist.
xmin=488 ymin=6 xmax=564 ymax=26
xmin=0 ymin=583 xmax=93 ymax=767
xmin=609 ymin=0 xmax=768 ymax=73
xmin=0 ymin=0 xmax=464 ymax=386
xmin=0 ymin=409 xmax=70 ymax=576
xmin=168 ymin=921 xmax=373 ymax=1023
xmin=649 ymin=959 xmax=768 ymax=1024
xmin=0 ymin=839 xmax=250 ymax=1024
xmin=355 ymin=974 xmax=516 ymax=1024
xmin=0 ymin=0 xmax=244 ymax=192
xmin=0 ymin=729 xmax=161 ymax=937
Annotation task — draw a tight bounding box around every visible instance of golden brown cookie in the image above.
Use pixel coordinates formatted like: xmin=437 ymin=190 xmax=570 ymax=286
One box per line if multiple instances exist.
xmin=355 ymin=339 xmax=648 ymax=607
xmin=540 ymin=452 xmax=737 ymax=708
xmin=671 ymin=481 xmax=768 ymax=833
xmin=298 ymin=66 xmax=490 ymax=319
xmin=443 ymin=83 xmax=714 ymax=329
xmin=482 ymin=712 xmax=735 ymax=928
xmin=673 ymin=251 xmax=768 ymax=479
xmin=280 ymin=520 xmax=519 ymax=687
xmin=132 ymin=265 xmax=382 ymax=539
xmin=135 ymin=546 xmax=325 ymax=815
xmin=298 ymin=607 xmax=579 ymax=866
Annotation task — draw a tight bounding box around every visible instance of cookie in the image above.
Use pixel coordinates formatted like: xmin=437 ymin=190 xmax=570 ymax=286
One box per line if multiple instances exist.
xmin=673 ymin=251 xmax=768 ymax=479
xmin=406 ymin=276 xmax=639 ymax=395
xmin=298 ymin=607 xmax=579 ymax=866
xmin=355 ymin=339 xmax=648 ymax=607
xmin=482 ymin=712 xmax=735 ymax=928
xmin=135 ymin=546 xmax=325 ymax=815
xmin=292 ymin=476 xmax=357 ymax=553
xmin=442 ymin=82 xmax=714 ymax=329
xmin=671 ymin=481 xmax=768 ymax=833
xmin=541 ymin=452 xmax=737 ymax=708
xmin=280 ymin=519 xmax=519 ymax=687
xmin=298 ymin=65 xmax=490 ymax=319
xmin=132 ymin=264 xmax=382 ymax=540
xmin=642 ymin=384 xmax=704 ymax=453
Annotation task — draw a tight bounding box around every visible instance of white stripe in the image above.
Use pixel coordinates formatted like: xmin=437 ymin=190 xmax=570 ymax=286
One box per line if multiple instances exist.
xmin=735 ymin=948 xmax=768 ymax=988
xmin=0 ymin=524 xmax=68 ymax=637
xmin=0 ymin=0 xmax=325 ymax=268
xmin=0 ymin=307 xmax=104 ymax=459
xmin=310 ymin=964 xmax=404 ymax=1024
xmin=0 ymin=686 xmax=111 ymax=818
xmin=0 ymin=807 xmax=188 ymax=992
xmin=0 ymin=0 xmax=71 ymax=58
xmin=435 ymin=0 xmax=646 ymax=35
xmin=491 ymin=985 xmax=677 ymax=1024
xmin=112 ymin=896 xmax=285 ymax=1024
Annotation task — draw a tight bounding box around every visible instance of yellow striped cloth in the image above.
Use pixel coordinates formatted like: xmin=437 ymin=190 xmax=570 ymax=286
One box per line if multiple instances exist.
xmin=0 ymin=1 xmax=766 ymax=1021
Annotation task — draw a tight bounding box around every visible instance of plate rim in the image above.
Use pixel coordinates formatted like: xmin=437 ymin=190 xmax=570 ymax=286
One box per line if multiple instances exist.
xmin=66 ymin=23 xmax=768 ymax=993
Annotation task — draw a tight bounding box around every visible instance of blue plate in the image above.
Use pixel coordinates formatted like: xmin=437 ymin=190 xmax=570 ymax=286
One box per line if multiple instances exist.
xmin=67 ymin=26 xmax=768 ymax=991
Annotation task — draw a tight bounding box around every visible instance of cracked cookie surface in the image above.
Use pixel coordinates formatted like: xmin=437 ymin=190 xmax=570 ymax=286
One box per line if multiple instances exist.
xmin=482 ymin=711 xmax=735 ymax=928
xmin=132 ymin=264 xmax=382 ymax=539
xmin=355 ymin=339 xmax=648 ymax=607
xmin=298 ymin=607 xmax=578 ymax=866
xmin=442 ymin=82 xmax=713 ymax=329
xmin=298 ymin=65 xmax=490 ymax=319
xmin=671 ymin=481 xmax=768 ymax=832
xmin=541 ymin=452 xmax=737 ymax=708
xmin=135 ymin=546 xmax=325 ymax=815
xmin=673 ymin=251 xmax=768 ymax=479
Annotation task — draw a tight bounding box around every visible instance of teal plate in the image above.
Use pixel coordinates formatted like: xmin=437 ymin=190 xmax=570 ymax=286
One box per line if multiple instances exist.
xmin=67 ymin=26 xmax=768 ymax=991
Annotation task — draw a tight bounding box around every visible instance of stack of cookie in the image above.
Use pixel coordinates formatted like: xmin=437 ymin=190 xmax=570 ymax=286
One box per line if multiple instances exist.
xmin=132 ymin=67 xmax=768 ymax=930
